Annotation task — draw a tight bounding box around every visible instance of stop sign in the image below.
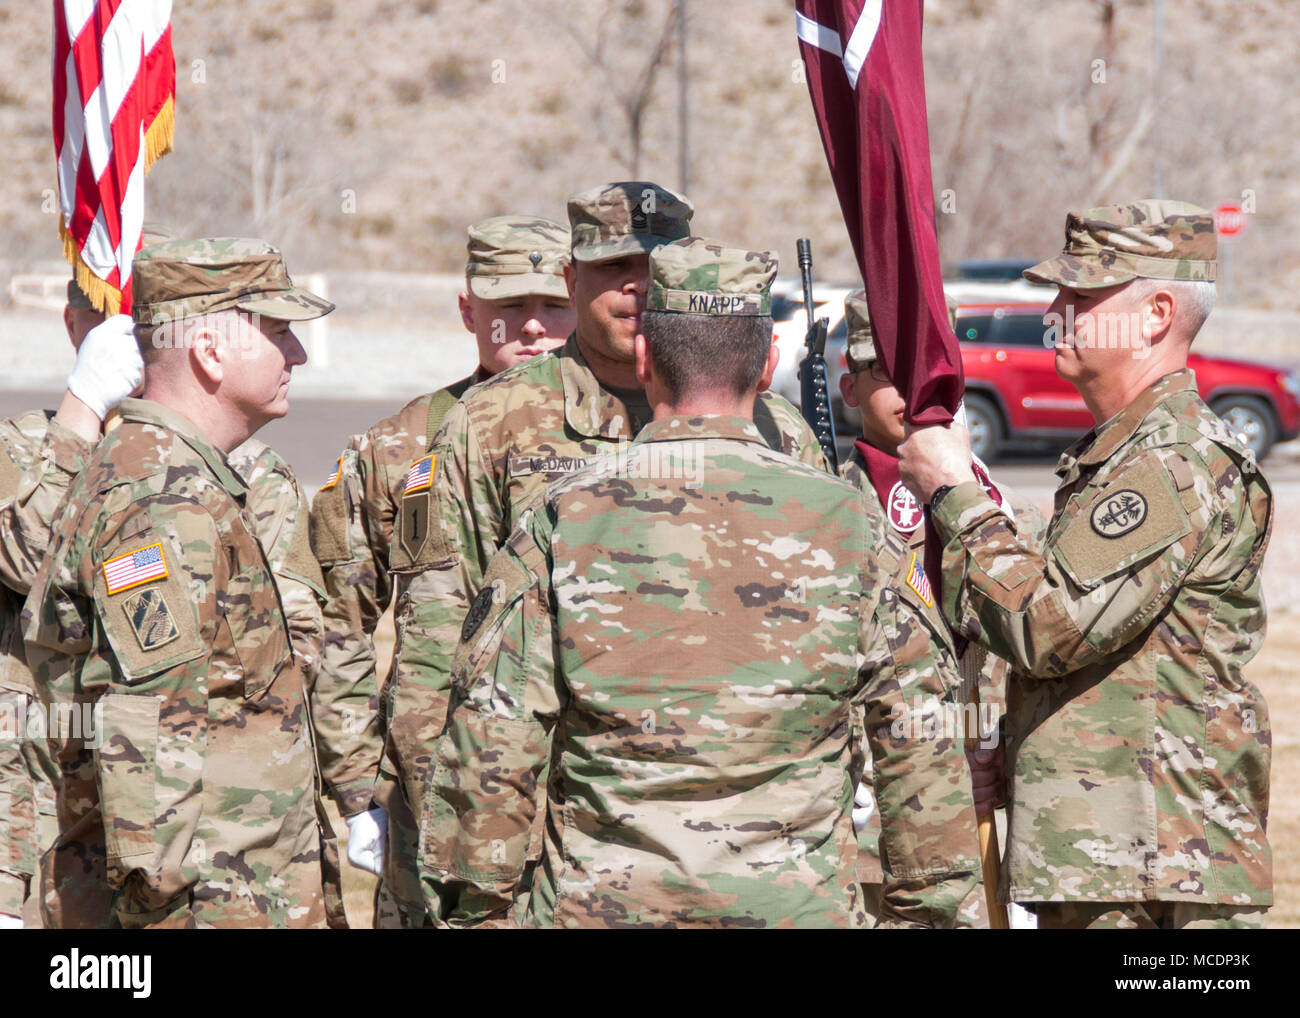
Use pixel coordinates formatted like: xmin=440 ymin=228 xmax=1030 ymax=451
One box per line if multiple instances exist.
xmin=1214 ymin=204 xmax=1245 ymax=237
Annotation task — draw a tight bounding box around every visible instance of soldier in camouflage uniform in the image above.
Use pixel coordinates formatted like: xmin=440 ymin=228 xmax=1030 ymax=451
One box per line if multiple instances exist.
xmin=391 ymin=185 xmax=827 ymax=925
xmin=419 ymin=238 xmax=979 ymax=927
xmin=307 ymin=215 xmax=574 ymax=927
xmin=837 ymin=291 xmax=1047 ymax=926
xmin=1 ymin=279 xmax=144 ymax=927
xmin=898 ymin=201 xmax=1273 ymax=929
xmin=23 ymin=238 xmax=337 ymax=928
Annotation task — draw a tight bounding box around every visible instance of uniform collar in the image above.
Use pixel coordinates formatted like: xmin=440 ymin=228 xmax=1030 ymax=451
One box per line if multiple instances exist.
xmin=559 ymin=333 xmax=638 ymax=440
xmin=634 ymin=414 xmax=768 ymax=447
xmin=116 ymin=397 xmax=248 ymax=497
xmin=1056 ymin=369 xmax=1196 ymax=476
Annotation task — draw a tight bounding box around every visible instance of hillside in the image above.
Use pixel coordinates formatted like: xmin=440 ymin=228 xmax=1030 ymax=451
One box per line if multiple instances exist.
xmin=1 ymin=0 xmax=1295 ymax=315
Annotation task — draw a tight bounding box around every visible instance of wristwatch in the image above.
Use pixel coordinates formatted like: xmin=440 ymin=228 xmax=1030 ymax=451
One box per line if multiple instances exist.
xmin=929 ymin=484 xmax=955 ymax=514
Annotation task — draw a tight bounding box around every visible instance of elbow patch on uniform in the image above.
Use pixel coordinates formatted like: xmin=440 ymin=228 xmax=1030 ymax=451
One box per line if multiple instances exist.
xmin=1054 ymin=468 xmax=1190 ymax=588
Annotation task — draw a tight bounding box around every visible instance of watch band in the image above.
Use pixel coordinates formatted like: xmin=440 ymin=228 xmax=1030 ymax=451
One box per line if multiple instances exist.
xmin=929 ymin=484 xmax=955 ymax=514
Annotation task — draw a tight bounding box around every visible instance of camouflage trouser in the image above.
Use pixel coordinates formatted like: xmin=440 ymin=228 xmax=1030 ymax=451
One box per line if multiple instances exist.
xmin=372 ymin=772 xmax=433 ymax=930
xmin=1034 ymin=901 xmax=1266 ymax=930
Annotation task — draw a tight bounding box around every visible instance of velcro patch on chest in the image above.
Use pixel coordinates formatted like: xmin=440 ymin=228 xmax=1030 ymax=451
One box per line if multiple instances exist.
xmin=1055 ymin=468 xmax=1190 ymax=588
xmin=102 ymin=542 xmax=168 ymax=595
xmin=121 ymin=587 xmax=181 ymax=651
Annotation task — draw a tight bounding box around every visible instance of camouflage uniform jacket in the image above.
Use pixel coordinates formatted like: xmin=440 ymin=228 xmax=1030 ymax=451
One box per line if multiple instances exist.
xmin=307 ymin=375 xmax=481 ymax=818
xmin=229 ymin=438 xmax=327 ymax=676
xmin=23 ymin=399 xmax=327 ymax=928
xmin=931 ymin=371 xmax=1273 ymax=905
xmin=388 ymin=336 xmax=827 ymax=836
xmin=420 ymin=415 xmax=979 ymax=928
xmin=0 ymin=412 xmax=90 ymax=917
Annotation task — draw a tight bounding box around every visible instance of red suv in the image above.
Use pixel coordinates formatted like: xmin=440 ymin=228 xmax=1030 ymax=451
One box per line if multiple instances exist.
xmin=957 ymin=303 xmax=1300 ymax=462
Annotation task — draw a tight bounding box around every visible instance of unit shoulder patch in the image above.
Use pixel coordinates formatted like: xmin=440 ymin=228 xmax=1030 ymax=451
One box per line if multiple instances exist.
xmin=1090 ymin=489 xmax=1148 ymax=538
xmin=121 ymin=587 xmax=181 ymax=651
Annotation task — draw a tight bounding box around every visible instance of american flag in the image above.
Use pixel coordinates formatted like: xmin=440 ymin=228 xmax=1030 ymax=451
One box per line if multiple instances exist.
xmin=54 ymin=1 xmax=176 ymax=315
xmin=321 ymin=457 xmax=342 ymax=491
xmin=404 ymin=456 xmax=435 ymax=495
xmin=905 ymin=552 xmax=933 ymax=606
xmin=103 ymin=542 xmax=168 ymax=595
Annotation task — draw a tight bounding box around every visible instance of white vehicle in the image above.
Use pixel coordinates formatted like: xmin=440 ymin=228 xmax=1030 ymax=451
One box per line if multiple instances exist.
xmin=770 ymin=270 xmax=1055 ymax=433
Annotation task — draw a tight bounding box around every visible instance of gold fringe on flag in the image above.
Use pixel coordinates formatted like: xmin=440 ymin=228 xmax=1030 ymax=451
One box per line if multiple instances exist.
xmin=55 ymin=97 xmax=174 ymax=317
xmin=144 ymin=95 xmax=175 ymax=169
xmin=58 ymin=214 xmax=122 ymax=316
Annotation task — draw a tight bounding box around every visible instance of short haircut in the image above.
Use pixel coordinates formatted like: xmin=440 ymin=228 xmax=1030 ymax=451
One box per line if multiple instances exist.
xmin=134 ymin=308 xmax=245 ymax=366
xmin=1129 ymin=277 xmax=1217 ymax=339
xmin=641 ymin=310 xmax=773 ymax=402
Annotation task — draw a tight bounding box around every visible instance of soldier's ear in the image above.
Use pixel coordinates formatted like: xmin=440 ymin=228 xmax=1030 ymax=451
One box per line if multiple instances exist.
xmin=188 ymin=322 xmax=224 ymax=387
xmin=457 ymin=290 xmax=475 ymax=334
xmin=839 ymin=371 xmax=859 ymax=409
xmin=634 ymin=332 xmax=653 ymax=387
xmin=563 ymin=262 xmax=577 ymax=303
xmin=756 ymin=342 xmax=780 ymax=393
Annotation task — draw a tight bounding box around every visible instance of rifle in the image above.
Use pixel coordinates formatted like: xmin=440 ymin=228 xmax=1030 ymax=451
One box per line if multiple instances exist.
xmin=796 ymin=238 xmax=839 ymax=473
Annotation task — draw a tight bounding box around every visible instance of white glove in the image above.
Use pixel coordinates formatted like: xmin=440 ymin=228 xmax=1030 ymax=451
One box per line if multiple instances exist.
xmin=66 ymin=314 xmax=143 ymax=419
xmin=0 ymin=913 xmax=23 ymax=930
xmin=851 ymin=781 xmax=876 ymax=833
xmin=345 ymin=807 xmax=387 ymax=876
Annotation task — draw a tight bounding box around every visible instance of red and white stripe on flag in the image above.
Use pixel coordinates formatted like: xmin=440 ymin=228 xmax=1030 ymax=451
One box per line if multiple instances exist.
xmin=795 ymin=0 xmax=963 ymax=426
xmin=53 ymin=0 xmax=176 ymax=316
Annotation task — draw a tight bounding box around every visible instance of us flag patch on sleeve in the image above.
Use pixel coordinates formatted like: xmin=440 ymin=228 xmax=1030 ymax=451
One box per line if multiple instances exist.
xmin=905 ymin=552 xmax=933 ymax=607
xmin=320 ymin=456 xmax=343 ymax=491
xmin=103 ymin=542 xmax=169 ymax=595
xmin=404 ymin=455 xmax=436 ymax=495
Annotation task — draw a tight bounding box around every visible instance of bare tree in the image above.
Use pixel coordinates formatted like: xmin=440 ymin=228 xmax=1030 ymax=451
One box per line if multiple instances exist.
xmin=561 ymin=0 xmax=679 ymax=177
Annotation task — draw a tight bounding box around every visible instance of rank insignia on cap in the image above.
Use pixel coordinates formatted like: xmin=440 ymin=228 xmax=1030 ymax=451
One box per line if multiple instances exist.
xmin=404 ymin=455 xmax=435 ymax=495
xmin=103 ymin=542 xmax=168 ymax=595
xmin=121 ymin=587 xmax=180 ymax=651
xmin=905 ymin=553 xmax=933 ymax=607
xmin=320 ymin=457 xmax=343 ymax=491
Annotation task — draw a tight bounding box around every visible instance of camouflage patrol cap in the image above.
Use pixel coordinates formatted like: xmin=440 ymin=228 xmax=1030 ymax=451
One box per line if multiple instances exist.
xmin=132 ymin=237 xmax=334 ymax=325
xmin=1024 ymin=199 xmax=1217 ymax=290
xmin=647 ymin=237 xmax=777 ymax=316
xmin=69 ymin=221 xmax=178 ymax=310
xmin=844 ymin=290 xmax=874 ymax=371
xmin=567 ymin=181 xmax=693 ymax=263
xmin=466 ymin=215 xmax=570 ymax=300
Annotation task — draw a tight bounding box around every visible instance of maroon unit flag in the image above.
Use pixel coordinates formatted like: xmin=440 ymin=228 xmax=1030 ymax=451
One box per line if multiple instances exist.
xmin=795 ymin=0 xmax=962 ymax=424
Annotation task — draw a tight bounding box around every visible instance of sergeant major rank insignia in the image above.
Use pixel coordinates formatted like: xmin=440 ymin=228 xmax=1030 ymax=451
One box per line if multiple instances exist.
xmin=399 ymin=454 xmax=436 ymax=560
xmin=1091 ymin=489 xmax=1148 ymax=539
